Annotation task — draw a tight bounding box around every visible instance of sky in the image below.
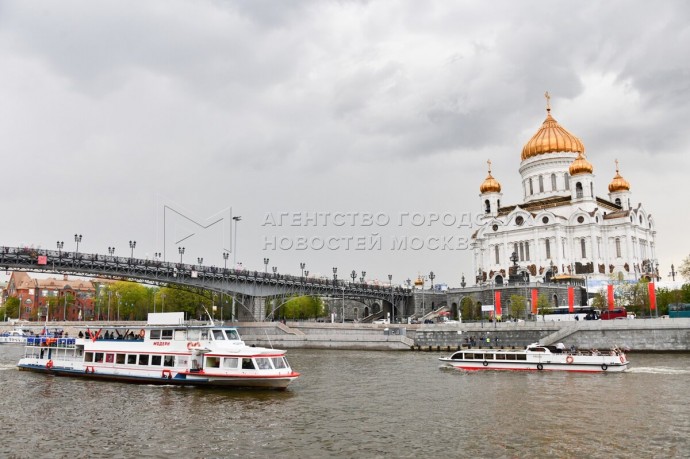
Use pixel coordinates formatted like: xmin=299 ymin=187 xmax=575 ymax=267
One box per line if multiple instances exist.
xmin=1 ymin=0 xmax=689 ymax=287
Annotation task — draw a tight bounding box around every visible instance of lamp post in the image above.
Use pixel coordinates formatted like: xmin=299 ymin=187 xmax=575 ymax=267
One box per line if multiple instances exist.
xmin=232 ymin=216 xmax=242 ymax=268
xmin=223 ymin=252 xmax=229 ymax=270
xmin=341 ymin=286 xmax=345 ymax=324
xmin=108 ymin=247 xmax=115 ymax=256
xmin=299 ymin=262 xmax=306 ymax=278
xmin=197 ymin=257 xmax=203 ymax=267
xmin=154 ymin=252 xmax=161 ymax=261
xmin=74 ymin=234 xmax=82 ymax=253
xmin=461 ymin=273 xmax=466 ymax=288
xmin=351 ymin=270 xmax=356 ymax=284
xmin=116 ymin=292 xmax=121 ymax=322
xmin=429 ymin=271 xmax=435 ymax=291
xmin=272 ymin=266 xmax=278 ymax=278
xmin=129 ymin=240 xmax=136 ymax=259
xmin=361 ymin=271 xmax=366 ymax=284
xmin=669 ymin=264 xmax=676 ymax=282
xmin=57 ymin=241 xmax=64 ymax=257
xmin=332 ymin=267 xmax=338 ymax=284
xmin=178 ymin=246 xmax=185 ymax=264
xmin=264 ymin=258 xmax=270 ymax=273
xmin=388 ymin=274 xmax=394 ymax=324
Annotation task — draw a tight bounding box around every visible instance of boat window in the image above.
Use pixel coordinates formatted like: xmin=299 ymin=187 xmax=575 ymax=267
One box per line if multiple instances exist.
xmin=150 ymin=330 xmax=161 ymax=340
xmin=187 ymin=329 xmax=200 ymax=340
xmin=223 ymin=358 xmax=239 ymax=369
xmin=271 ymin=357 xmax=287 ymax=369
xmin=486 ymin=354 xmax=494 ymax=360
xmin=505 ymin=354 xmax=517 ymax=361
xmin=84 ymin=352 xmax=94 ymax=362
xmin=212 ymin=330 xmax=225 ymax=340
xmin=139 ymin=355 xmax=149 ymax=366
xmin=95 ymin=353 xmax=104 ymax=363
xmin=241 ymin=358 xmax=255 ymax=370
xmin=255 ymin=358 xmax=272 ymax=370
xmin=174 ymin=329 xmax=186 ymax=340
xmin=516 ymin=354 xmax=527 ymax=361
xmin=531 ymin=347 xmax=545 ymax=353
xmin=161 ymin=329 xmax=173 ymax=340
xmin=127 ymin=355 xmax=137 ymax=364
xmin=494 ymin=353 xmax=505 ymax=360
xmin=116 ymin=354 xmax=126 ymax=364
xmin=225 ymin=330 xmax=240 ymax=340
xmin=151 ymin=355 xmax=162 ymax=366
xmin=106 ymin=353 xmax=115 ymax=363
xmin=164 ymin=355 xmax=175 ymax=367
xmin=206 ymin=357 xmax=221 ymax=368
xmin=451 ymin=352 xmax=463 ymax=360
xmin=200 ymin=330 xmax=209 ymax=340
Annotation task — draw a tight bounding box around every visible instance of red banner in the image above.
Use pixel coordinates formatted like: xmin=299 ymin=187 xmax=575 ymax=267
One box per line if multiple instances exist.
xmin=531 ymin=289 xmax=538 ymax=315
xmin=37 ymin=255 xmax=47 ymax=265
xmin=607 ymin=284 xmax=614 ymax=311
xmin=495 ymin=291 xmax=502 ymax=316
xmin=648 ymin=282 xmax=657 ymax=311
xmin=568 ymin=286 xmax=574 ymax=312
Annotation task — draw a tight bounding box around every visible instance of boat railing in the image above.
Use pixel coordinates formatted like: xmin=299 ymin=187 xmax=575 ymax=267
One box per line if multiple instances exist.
xmin=26 ymin=337 xmax=76 ymax=348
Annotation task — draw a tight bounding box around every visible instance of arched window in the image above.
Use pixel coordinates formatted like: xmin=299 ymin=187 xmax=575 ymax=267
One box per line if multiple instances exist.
xmin=497 ymin=199 xmax=501 ymax=209
xmin=539 ymin=175 xmax=544 ymax=192
xmin=519 ymin=242 xmax=525 ymax=261
xmin=564 ymin=173 xmax=570 ymax=190
xmin=545 ymin=238 xmax=551 ymax=259
xmin=525 ymin=241 xmax=530 ymax=260
xmin=615 ymin=198 xmax=621 ymax=206
xmin=551 ymin=174 xmax=557 ymax=191
xmin=615 ymin=238 xmax=622 ymax=258
xmin=484 ymin=199 xmax=490 ymax=214
xmin=529 ymin=178 xmax=534 ymax=195
xmin=576 ymin=182 xmax=583 ymax=198
xmin=494 ymin=245 xmax=500 ymax=264
xmin=580 ymin=239 xmax=586 ymax=258
xmin=514 ymin=243 xmax=518 ymax=257
xmin=590 ymin=182 xmax=594 ymax=197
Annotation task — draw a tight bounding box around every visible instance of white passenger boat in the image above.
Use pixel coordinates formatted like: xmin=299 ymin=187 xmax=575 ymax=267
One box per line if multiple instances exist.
xmin=17 ymin=313 xmax=300 ymax=389
xmin=439 ymin=342 xmax=629 ymax=373
xmin=0 ymin=328 xmax=33 ymax=344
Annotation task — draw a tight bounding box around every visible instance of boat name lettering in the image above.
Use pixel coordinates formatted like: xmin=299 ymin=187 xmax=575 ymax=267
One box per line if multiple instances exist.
xmin=187 ymin=341 xmax=201 ymax=349
xmin=153 ymin=341 xmax=171 ymax=346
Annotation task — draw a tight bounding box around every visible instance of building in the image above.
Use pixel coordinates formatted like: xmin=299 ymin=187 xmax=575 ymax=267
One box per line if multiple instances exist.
xmin=471 ymin=93 xmax=657 ymax=289
xmin=2 ymin=272 xmax=112 ymax=321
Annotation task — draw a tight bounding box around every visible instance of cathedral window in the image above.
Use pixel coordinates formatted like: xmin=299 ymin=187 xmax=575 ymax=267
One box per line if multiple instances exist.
xmin=495 ymin=245 xmax=500 ymax=264
xmin=615 ymin=238 xmax=622 ymax=258
xmin=515 ymin=216 xmax=524 ymax=226
xmin=539 ymin=176 xmax=544 ymax=192
xmin=551 ymin=174 xmax=557 ymax=191
xmin=564 ymin=173 xmax=570 ymax=190
xmin=484 ymin=199 xmax=490 ymax=214
xmin=575 ymin=182 xmax=583 ymax=198
xmin=542 ymin=216 xmax=549 ymax=224
xmin=545 ymin=239 xmax=551 ymax=259
xmin=514 ymin=243 xmax=518 ymax=258
xmin=580 ymin=239 xmax=586 ymax=258
xmin=519 ymin=242 xmax=525 ymax=261
xmin=529 ymin=178 xmax=533 ymax=195
xmin=615 ymin=198 xmax=621 ymax=206
xmin=525 ymin=242 xmax=530 ymax=260
xmin=590 ymin=182 xmax=594 ymax=197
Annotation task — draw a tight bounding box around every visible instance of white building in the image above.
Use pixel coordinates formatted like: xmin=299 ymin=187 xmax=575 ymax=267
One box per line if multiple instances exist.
xmin=471 ymin=95 xmax=657 ymax=287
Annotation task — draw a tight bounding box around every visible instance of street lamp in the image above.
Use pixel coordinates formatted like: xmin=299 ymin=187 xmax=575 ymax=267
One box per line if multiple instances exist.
xmin=232 ymin=216 xmax=242 ymax=268
xmin=129 ymin=240 xmax=136 ymax=259
xmin=57 ymin=241 xmax=64 ymax=257
xmin=300 ymin=262 xmax=306 ymax=278
xmin=223 ymin=252 xmax=229 ymax=270
xmin=154 ymin=252 xmax=161 ymax=261
xmin=429 ymin=271 xmax=436 ymax=291
xmin=388 ymin=274 xmax=394 ymax=324
xmin=197 ymin=257 xmax=204 ymax=266
xmin=178 ymin=246 xmax=185 ymax=264
xmin=272 ymin=266 xmax=278 ymax=278
xmin=74 ymin=234 xmax=82 ymax=253
xmin=669 ymin=264 xmax=676 ymax=282
xmin=351 ymin=270 xmax=357 ymax=284
xmin=264 ymin=258 xmax=270 ymax=273
xmin=332 ymin=267 xmax=338 ymax=284
xmin=108 ymin=246 xmax=115 ymax=256
xmin=461 ymin=273 xmax=466 ymax=288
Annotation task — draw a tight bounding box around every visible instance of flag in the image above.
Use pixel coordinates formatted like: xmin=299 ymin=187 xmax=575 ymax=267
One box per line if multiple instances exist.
xmin=607 ymin=284 xmax=614 ymax=311
xmin=531 ymin=289 xmax=538 ymax=315
xmin=568 ymin=286 xmax=574 ymax=313
xmin=648 ymin=282 xmax=657 ymax=311
xmin=495 ymin=291 xmax=502 ymax=316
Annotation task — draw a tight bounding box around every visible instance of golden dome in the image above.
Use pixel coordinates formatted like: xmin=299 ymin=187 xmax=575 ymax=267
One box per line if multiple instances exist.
xmin=608 ymin=159 xmax=630 ymax=192
xmin=414 ymin=276 xmax=424 ymax=287
xmin=569 ymin=152 xmax=594 ymax=175
xmin=480 ymin=159 xmax=502 ymax=193
xmin=521 ymin=92 xmax=585 ymax=160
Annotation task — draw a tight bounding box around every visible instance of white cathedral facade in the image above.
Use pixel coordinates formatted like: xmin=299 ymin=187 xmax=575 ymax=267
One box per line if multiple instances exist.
xmin=471 ymin=96 xmax=657 ymax=287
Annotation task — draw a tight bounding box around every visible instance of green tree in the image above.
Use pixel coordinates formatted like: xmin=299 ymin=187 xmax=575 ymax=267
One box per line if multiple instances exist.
xmin=2 ymin=297 xmax=20 ymax=320
xmin=154 ymin=286 xmax=212 ymax=320
xmin=106 ymin=281 xmax=153 ymax=321
xmin=537 ymin=294 xmax=552 ymax=316
xmin=679 ymin=255 xmax=690 ymax=281
xmin=460 ymin=297 xmax=475 ymax=320
xmin=276 ymin=296 xmax=324 ymax=320
xmin=591 ymin=288 xmax=607 ymax=310
xmin=509 ymin=295 xmax=527 ymax=320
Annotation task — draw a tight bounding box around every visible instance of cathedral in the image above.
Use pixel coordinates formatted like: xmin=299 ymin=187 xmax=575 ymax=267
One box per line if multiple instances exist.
xmin=471 ymin=94 xmax=657 ymax=288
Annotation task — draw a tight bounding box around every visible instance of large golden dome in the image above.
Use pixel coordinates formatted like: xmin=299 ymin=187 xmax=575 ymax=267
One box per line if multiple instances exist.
xmin=521 ymin=93 xmax=585 ymax=160
xmin=608 ymin=160 xmax=630 ymax=192
xmin=480 ymin=160 xmax=501 ymax=193
xmin=569 ymin=152 xmax=594 ymax=175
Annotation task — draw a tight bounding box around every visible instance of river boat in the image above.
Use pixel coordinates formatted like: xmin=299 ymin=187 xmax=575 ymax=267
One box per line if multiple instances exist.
xmin=0 ymin=328 xmax=32 ymax=344
xmin=439 ymin=342 xmax=629 ymax=373
xmin=17 ymin=313 xmax=300 ymax=389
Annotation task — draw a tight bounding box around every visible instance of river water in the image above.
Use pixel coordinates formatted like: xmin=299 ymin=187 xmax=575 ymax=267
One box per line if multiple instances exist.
xmin=0 ymin=346 xmax=688 ymax=458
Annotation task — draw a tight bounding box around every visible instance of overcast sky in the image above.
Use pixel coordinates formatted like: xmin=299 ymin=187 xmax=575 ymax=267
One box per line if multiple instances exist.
xmin=1 ymin=0 xmax=689 ymax=287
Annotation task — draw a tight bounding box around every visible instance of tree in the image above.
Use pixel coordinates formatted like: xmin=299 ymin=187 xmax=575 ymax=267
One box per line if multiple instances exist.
xmin=2 ymin=297 xmax=20 ymax=321
xmin=275 ymin=296 xmax=325 ymax=320
xmin=537 ymin=294 xmax=552 ymax=316
xmin=154 ymin=286 xmax=212 ymax=320
xmin=509 ymin=295 xmax=527 ymax=320
xmin=106 ymin=281 xmax=154 ymax=321
xmin=680 ymin=255 xmax=690 ymax=281
xmin=460 ymin=297 xmax=476 ymax=320
xmin=591 ymin=288 xmax=607 ymax=310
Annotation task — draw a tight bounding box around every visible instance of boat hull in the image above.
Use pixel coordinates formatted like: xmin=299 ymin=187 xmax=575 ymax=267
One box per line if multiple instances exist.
xmin=439 ymin=359 xmax=628 ymax=373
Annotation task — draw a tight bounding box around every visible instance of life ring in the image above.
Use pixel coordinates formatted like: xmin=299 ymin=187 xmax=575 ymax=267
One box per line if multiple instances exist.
xmin=601 ymin=364 xmax=608 ymax=371
xmin=46 ymin=360 xmax=54 ymax=370
xmin=566 ymin=356 xmax=574 ymax=364
xmin=139 ymin=329 xmax=146 ymax=338
xmin=537 ymin=363 xmax=544 ymax=371
xmin=619 ymin=355 xmax=625 ymax=364
xmin=162 ymin=370 xmax=172 ymax=379
xmin=482 ymin=360 xmax=489 ymax=367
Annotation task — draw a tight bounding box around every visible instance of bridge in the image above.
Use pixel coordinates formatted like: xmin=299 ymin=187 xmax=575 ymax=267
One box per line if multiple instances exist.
xmin=0 ymin=246 xmax=412 ymax=321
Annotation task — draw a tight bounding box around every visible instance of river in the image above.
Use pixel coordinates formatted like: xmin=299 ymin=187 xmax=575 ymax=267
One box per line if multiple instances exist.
xmin=0 ymin=346 xmax=688 ymax=458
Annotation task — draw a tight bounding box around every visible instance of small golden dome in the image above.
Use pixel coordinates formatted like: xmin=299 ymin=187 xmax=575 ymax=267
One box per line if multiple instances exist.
xmin=414 ymin=277 xmax=424 ymax=287
xmin=480 ymin=159 xmax=502 ymax=193
xmin=569 ymin=152 xmax=594 ymax=176
xmin=608 ymin=159 xmax=630 ymax=192
xmin=521 ymin=92 xmax=585 ymax=160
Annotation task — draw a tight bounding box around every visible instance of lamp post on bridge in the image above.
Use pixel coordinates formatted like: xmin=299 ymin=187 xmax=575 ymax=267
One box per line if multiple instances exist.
xmin=223 ymin=252 xmax=229 ymax=270
xmin=154 ymin=252 xmax=161 ymax=261
xmin=272 ymin=266 xmax=278 ymax=278
xmin=264 ymin=258 xmax=269 ymax=273
xmin=129 ymin=240 xmax=136 ymax=259
xmin=388 ymin=274 xmax=394 ymax=324
xmin=197 ymin=257 xmax=203 ymax=267
xmin=461 ymin=273 xmax=466 ymax=288
xmin=332 ymin=267 xmax=338 ymax=285
xmin=360 ymin=271 xmax=366 ymax=284
xmin=178 ymin=247 xmax=185 ymax=264
xmin=108 ymin=247 xmax=115 ymax=256
xmin=74 ymin=234 xmax=82 ymax=254
xmin=669 ymin=264 xmax=676 ymax=282
xmin=57 ymin=241 xmax=64 ymax=257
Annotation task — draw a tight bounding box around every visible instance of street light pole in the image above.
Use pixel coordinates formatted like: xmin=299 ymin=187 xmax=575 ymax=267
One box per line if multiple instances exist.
xmin=342 ymin=286 xmax=345 ymax=324
xmin=57 ymin=241 xmax=64 ymax=257
xmin=129 ymin=240 xmax=136 ymax=259
xmin=351 ymin=270 xmax=356 ymax=284
xmin=388 ymin=274 xmax=393 ymax=323
xmin=178 ymin=246 xmax=185 ymax=264
xmin=264 ymin=258 xmax=270 ymax=273
xmin=74 ymin=234 xmax=82 ymax=254
xmin=300 ymin=262 xmax=305 ymax=278
xmin=232 ymin=216 xmax=242 ymax=268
